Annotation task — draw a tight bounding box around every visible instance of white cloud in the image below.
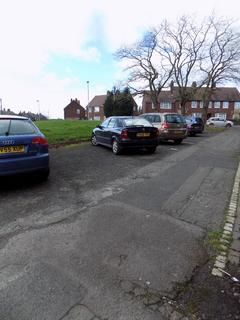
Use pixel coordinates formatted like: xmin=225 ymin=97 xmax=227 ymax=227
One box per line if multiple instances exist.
xmin=0 ymin=0 xmax=239 ymax=118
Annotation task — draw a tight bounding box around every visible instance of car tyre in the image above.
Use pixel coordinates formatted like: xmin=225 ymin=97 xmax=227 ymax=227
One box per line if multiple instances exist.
xmin=226 ymin=123 xmax=231 ymax=128
xmin=112 ymin=139 xmax=121 ymax=155
xmin=146 ymin=147 xmax=156 ymax=154
xmin=91 ymin=134 xmax=98 ymax=146
xmin=173 ymin=139 xmax=183 ymax=145
xmin=38 ymin=168 xmax=50 ymax=182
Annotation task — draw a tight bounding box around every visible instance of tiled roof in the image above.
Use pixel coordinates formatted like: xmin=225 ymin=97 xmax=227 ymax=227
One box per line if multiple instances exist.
xmin=145 ymin=87 xmax=240 ymax=102
xmin=88 ymin=95 xmax=107 ymax=107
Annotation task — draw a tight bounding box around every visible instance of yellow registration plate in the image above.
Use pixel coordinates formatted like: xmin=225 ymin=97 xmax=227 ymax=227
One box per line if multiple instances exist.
xmin=137 ymin=132 xmax=150 ymax=137
xmin=0 ymin=145 xmax=25 ymax=154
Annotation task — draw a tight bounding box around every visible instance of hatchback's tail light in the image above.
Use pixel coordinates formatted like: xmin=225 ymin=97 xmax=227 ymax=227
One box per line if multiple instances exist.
xmin=161 ymin=122 xmax=169 ymax=129
xmin=32 ymin=136 xmax=48 ymax=145
xmin=120 ymin=129 xmax=128 ymax=139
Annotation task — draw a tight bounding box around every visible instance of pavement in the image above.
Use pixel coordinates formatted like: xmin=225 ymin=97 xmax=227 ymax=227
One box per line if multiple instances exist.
xmin=0 ymin=128 xmax=240 ymax=320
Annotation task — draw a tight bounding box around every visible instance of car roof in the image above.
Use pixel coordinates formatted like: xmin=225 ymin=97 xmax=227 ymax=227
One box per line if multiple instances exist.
xmin=0 ymin=115 xmax=29 ymax=120
xmin=140 ymin=112 xmax=181 ymax=116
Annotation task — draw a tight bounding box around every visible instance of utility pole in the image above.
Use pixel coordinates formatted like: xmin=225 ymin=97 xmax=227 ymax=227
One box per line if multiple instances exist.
xmin=36 ymin=99 xmax=40 ymax=120
xmin=86 ymin=81 xmax=89 ymax=119
xmin=0 ymin=98 xmax=2 ymax=115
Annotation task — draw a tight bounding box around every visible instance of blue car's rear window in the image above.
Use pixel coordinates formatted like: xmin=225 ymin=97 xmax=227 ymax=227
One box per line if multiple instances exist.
xmin=0 ymin=119 xmax=37 ymax=136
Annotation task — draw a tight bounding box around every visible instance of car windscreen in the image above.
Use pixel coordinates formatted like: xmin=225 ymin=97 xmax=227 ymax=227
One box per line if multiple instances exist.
xmin=123 ymin=118 xmax=152 ymax=127
xmin=0 ymin=119 xmax=38 ymax=136
xmin=143 ymin=115 xmax=161 ymax=123
xmin=165 ymin=114 xmax=186 ymax=124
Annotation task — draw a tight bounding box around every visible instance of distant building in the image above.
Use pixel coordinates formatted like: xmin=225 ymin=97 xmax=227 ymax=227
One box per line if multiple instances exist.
xmin=64 ymin=98 xmax=85 ymax=119
xmin=142 ymin=86 xmax=240 ymax=119
xmin=87 ymin=94 xmax=139 ymax=121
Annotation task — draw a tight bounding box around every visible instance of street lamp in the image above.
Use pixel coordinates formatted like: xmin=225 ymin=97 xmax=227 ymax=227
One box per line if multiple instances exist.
xmin=36 ymin=100 xmax=40 ymax=120
xmin=86 ymin=81 xmax=89 ymax=119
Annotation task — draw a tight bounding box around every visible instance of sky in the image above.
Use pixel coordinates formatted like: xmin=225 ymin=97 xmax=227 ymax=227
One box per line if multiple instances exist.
xmin=0 ymin=0 xmax=239 ymax=119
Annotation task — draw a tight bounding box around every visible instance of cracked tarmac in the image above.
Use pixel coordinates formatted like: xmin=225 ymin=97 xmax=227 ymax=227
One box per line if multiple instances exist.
xmin=0 ymin=128 xmax=240 ymax=319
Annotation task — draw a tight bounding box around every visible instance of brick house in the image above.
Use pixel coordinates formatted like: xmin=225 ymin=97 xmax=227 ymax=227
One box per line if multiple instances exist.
xmin=64 ymin=99 xmax=85 ymax=119
xmin=87 ymin=95 xmax=139 ymax=121
xmin=142 ymin=86 xmax=240 ymax=119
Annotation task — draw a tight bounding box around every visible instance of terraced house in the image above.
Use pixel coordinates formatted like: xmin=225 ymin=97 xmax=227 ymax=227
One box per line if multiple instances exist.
xmin=87 ymin=94 xmax=139 ymax=121
xmin=142 ymin=86 xmax=240 ymax=119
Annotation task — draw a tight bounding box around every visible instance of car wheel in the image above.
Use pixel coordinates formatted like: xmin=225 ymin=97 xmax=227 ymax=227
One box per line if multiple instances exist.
xmin=146 ymin=147 xmax=156 ymax=154
xmin=226 ymin=123 xmax=231 ymax=128
xmin=38 ymin=168 xmax=50 ymax=182
xmin=112 ymin=139 xmax=121 ymax=155
xmin=91 ymin=134 xmax=98 ymax=146
xmin=173 ymin=139 xmax=183 ymax=145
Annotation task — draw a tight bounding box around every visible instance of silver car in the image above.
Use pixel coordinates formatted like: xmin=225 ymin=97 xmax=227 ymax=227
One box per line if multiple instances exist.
xmin=139 ymin=113 xmax=187 ymax=144
xmin=206 ymin=117 xmax=233 ymax=127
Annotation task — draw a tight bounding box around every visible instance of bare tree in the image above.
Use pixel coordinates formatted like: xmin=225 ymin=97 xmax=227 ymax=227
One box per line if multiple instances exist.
xmin=115 ymin=29 xmax=174 ymax=110
xmin=198 ymin=16 xmax=240 ymax=121
xmin=157 ymin=16 xmax=210 ymax=114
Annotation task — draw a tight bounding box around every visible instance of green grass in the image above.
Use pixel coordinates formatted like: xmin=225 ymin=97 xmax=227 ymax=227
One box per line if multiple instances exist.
xmin=35 ymin=119 xmax=100 ymax=144
xmin=205 ymin=126 xmax=226 ymax=133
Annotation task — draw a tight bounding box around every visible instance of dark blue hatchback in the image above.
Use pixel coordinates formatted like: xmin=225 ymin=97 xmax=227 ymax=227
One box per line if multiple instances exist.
xmin=0 ymin=115 xmax=49 ymax=180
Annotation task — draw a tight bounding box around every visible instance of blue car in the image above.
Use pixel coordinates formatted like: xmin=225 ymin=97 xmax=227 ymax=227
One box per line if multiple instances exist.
xmin=0 ymin=115 xmax=49 ymax=180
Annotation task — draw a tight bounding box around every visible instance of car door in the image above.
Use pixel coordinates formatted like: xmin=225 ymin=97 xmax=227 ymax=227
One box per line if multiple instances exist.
xmin=95 ymin=118 xmax=110 ymax=143
xmin=104 ymin=118 xmax=117 ymax=146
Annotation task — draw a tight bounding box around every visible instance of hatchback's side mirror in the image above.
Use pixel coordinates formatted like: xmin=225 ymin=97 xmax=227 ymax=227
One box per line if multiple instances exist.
xmin=97 ymin=125 xmax=102 ymax=129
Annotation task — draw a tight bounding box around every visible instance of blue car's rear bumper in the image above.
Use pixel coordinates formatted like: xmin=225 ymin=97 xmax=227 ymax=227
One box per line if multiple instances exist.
xmin=0 ymin=153 xmax=49 ymax=176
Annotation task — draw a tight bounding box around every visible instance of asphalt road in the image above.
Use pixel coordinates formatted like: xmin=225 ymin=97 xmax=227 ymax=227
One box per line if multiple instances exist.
xmin=0 ymin=128 xmax=240 ymax=320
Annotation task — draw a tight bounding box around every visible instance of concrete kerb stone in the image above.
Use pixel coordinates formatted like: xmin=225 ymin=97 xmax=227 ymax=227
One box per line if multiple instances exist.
xmin=211 ymin=161 xmax=240 ymax=277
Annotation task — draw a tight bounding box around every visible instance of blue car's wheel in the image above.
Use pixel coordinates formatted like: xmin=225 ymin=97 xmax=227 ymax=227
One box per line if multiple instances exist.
xmin=112 ymin=139 xmax=121 ymax=155
xmin=91 ymin=134 xmax=98 ymax=146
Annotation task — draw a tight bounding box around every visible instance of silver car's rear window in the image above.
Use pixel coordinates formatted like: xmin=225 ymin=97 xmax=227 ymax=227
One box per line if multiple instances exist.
xmin=0 ymin=119 xmax=37 ymax=136
xmin=165 ymin=114 xmax=185 ymax=123
xmin=123 ymin=118 xmax=152 ymax=127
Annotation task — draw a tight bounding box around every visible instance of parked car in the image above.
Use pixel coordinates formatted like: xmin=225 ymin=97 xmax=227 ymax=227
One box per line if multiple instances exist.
xmin=185 ymin=116 xmax=204 ymax=136
xmin=139 ymin=113 xmax=187 ymax=144
xmin=206 ymin=117 xmax=233 ymax=127
xmin=91 ymin=116 xmax=159 ymax=155
xmin=0 ymin=115 xmax=49 ymax=179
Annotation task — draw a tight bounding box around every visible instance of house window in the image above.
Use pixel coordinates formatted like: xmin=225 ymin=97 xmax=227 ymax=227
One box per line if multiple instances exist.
xmin=214 ymin=101 xmax=221 ymax=108
xmin=191 ymin=101 xmax=197 ymax=108
xmin=235 ymin=102 xmax=240 ymax=109
xmin=222 ymin=101 xmax=229 ymax=109
xmin=76 ymin=108 xmax=80 ymax=114
xmin=199 ymin=101 xmax=203 ymax=108
xmin=94 ymin=116 xmax=100 ymax=120
xmin=90 ymin=106 xmax=95 ymax=112
xmin=160 ymin=101 xmax=171 ymax=109
xmin=215 ymin=113 xmax=226 ymax=119
xmin=209 ymin=101 xmax=213 ymax=108
xmin=95 ymin=106 xmax=100 ymax=112
xmin=192 ymin=112 xmax=202 ymax=118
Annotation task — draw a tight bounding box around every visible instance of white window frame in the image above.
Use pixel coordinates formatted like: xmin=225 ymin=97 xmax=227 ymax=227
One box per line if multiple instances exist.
xmin=209 ymin=101 xmax=214 ymax=108
xmin=235 ymin=101 xmax=240 ymax=109
xmin=215 ymin=113 xmax=226 ymax=119
xmin=222 ymin=101 xmax=229 ymax=109
xmin=76 ymin=108 xmax=80 ymax=114
xmin=160 ymin=101 xmax=171 ymax=109
xmin=214 ymin=101 xmax=221 ymax=108
xmin=199 ymin=101 xmax=203 ymax=109
xmin=95 ymin=106 xmax=100 ymax=112
xmin=191 ymin=101 xmax=197 ymax=108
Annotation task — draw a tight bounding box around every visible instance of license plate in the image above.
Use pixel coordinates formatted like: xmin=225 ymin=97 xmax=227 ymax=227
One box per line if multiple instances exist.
xmin=173 ymin=130 xmax=181 ymax=134
xmin=137 ymin=132 xmax=150 ymax=137
xmin=0 ymin=145 xmax=25 ymax=154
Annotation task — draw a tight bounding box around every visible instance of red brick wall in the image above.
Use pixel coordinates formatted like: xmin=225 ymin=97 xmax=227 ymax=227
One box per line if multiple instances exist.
xmin=64 ymin=102 xmax=85 ymax=119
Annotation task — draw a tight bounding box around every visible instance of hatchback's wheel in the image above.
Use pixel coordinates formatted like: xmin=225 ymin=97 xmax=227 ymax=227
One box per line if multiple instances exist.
xmin=173 ymin=139 xmax=183 ymax=145
xmin=226 ymin=123 xmax=231 ymax=128
xmin=146 ymin=147 xmax=156 ymax=154
xmin=38 ymin=168 xmax=50 ymax=182
xmin=91 ymin=134 xmax=98 ymax=146
xmin=112 ymin=139 xmax=121 ymax=155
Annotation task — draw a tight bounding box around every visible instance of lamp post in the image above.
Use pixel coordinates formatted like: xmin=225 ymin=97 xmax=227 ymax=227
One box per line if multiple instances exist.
xmin=86 ymin=81 xmax=89 ymax=119
xmin=36 ymin=99 xmax=40 ymax=120
xmin=0 ymin=98 xmax=2 ymax=115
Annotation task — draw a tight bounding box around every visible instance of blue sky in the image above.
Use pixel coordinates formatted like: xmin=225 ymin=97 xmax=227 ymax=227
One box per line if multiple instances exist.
xmin=0 ymin=0 xmax=239 ymax=118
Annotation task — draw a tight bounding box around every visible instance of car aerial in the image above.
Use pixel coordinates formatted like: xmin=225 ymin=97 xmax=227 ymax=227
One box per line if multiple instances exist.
xmin=185 ymin=116 xmax=204 ymax=136
xmin=206 ymin=117 xmax=233 ymax=127
xmin=0 ymin=115 xmax=49 ymax=180
xmin=139 ymin=112 xmax=187 ymax=144
xmin=91 ymin=116 xmax=159 ymax=155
